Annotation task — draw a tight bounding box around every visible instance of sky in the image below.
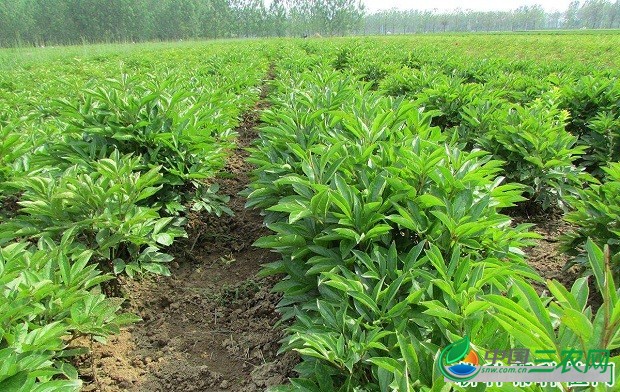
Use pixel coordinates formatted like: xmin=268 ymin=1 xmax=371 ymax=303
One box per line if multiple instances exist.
xmin=362 ymin=0 xmax=574 ymax=12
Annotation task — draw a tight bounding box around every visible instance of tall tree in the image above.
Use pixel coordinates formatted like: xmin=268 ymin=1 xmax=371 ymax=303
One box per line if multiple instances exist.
xmin=269 ymin=0 xmax=288 ymax=37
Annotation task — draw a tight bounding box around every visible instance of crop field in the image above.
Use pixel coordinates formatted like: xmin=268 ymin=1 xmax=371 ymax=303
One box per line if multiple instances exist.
xmin=1 ymin=33 xmax=620 ymax=392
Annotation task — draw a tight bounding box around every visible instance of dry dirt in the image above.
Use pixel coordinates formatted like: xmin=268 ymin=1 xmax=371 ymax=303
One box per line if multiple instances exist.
xmin=519 ymin=215 xmax=581 ymax=292
xmin=77 ymin=67 xmax=298 ymax=392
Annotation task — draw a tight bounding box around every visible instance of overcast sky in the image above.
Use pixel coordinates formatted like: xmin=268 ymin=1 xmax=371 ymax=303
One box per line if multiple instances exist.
xmin=362 ymin=0 xmax=573 ymax=12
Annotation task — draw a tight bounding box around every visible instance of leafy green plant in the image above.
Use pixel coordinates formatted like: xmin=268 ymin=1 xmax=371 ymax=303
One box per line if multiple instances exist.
xmin=0 ymin=121 xmax=32 ymax=215
xmin=1 ymin=152 xmax=185 ymax=277
xmin=45 ymin=74 xmax=237 ymax=214
xmin=249 ymin=65 xmax=538 ymax=391
xmin=563 ymin=162 xmax=620 ymax=273
xmin=273 ymin=243 xmax=538 ymax=392
xmin=0 ymin=238 xmax=139 ymax=391
xmin=415 ymin=75 xmax=489 ymax=130
xmin=0 ymin=41 xmax=271 ymax=392
xmin=476 ymin=92 xmax=586 ymax=211
xmin=581 ymin=112 xmax=620 ymax=176
xmin=379 ymin=66 xmax=442 ymax=105
xmin=560 ymin=75 xmax=619 ymax=137
xmin=484 ymin=240 xmax=620 ymax=392
xmin=332 ymin=47 xmax=352 ymax=71
xmin=190 ymin=183 xmax=234 ymax=216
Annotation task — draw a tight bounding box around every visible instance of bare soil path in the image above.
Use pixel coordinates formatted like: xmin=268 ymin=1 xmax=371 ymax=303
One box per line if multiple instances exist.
xmin=519 ymin=215 xmax=581 ymax=291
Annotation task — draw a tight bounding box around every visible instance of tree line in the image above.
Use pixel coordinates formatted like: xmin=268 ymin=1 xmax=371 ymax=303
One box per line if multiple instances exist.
xmin=365 ymin=1 xmax=620 ymax=34
xmin=0 ymin=0 xmax=365 ymax=46
xmin=0 ymin=0 xmax=618 ymax=47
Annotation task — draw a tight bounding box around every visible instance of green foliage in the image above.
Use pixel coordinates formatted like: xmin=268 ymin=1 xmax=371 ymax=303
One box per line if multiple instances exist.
xmin=252 ymin=43 xmax=620 ymax=390
xmin=45 ymin=74 xmax=235 ymax=215
xmin=4 ymin=36 xmax=620 ymax=392
xmin=486 ymin=240 xmax=620 ymax=372
xmin=332 ymin=47 xmax=352 ymax=71
xmin=191 ymin=183 xmax=234 ymax=217
xmin=376 ymin=57 xmax=586 ymax=211
xmin=416 ymin=75 xmax=490 ymax=130
xmin=0 ymin=0 xmax=366 ymax=46
xmin=249 ymin=65 xmax=539 ymax=391
xmin=0 ymin=239 xmax=139 ymax=391
xmin=560 ymin=75 xmax=619 ymax=137
xmin=0 ymin=123 xmax=26 ymax=184
xmin=0 ymin=121 xmax=32 ymax=209
xmin=563 ymin=162 xmax=620 ymax=272
xmin=582 ymin=111 xmax=620 ymax=175
xmin=0 ymin=152 xmax=185 ymax=277
xmin=559 ymin=75 xmax=620 ymax=175
xmin=475 ymin=93 xmax=586 ymax=210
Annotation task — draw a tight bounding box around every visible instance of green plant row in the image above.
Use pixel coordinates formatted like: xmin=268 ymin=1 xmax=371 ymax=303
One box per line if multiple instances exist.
xmin=308 ymin=39 xmax=620 ymax=274
xmin=310 ymin=40 xmax=620 ymax=210
xmin=247 ymin=56 xmax=620 ymax=391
